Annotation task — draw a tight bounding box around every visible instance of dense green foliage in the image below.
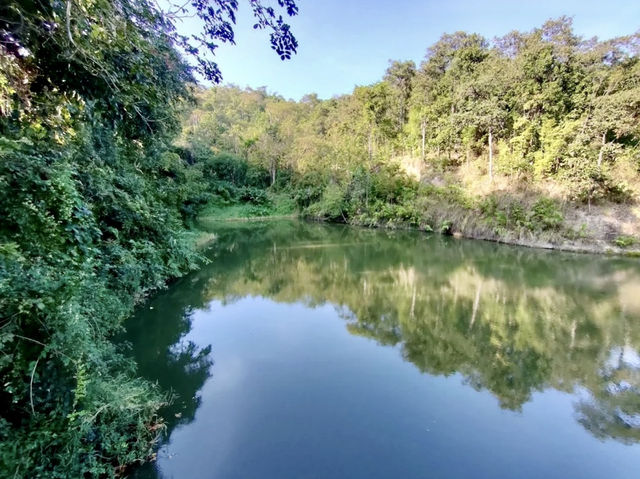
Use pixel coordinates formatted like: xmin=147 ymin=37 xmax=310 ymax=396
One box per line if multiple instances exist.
xmin=183 ymin=18 xmax=639 ymax=244
xmin=0 ymin=0 xmax=298 ymax=477
xmin=1 ymin=4 xmax=638 ymax=476
xmin=0 ymin=6 xmax=197 ymax=478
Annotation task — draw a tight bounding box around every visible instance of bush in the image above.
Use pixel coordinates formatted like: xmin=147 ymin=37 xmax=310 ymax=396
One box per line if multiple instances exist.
xmin=245 ymin=165 xmax=271 ymax=189
xmin=0 ymin=18 xmax=201 ymax=475
xmin=304 ymin=183 xmax=347 ymax=221
xmin=238 ymin=187 xmax=271 ymax=206
xmin=563 ymin=165 xmax=634 ymax=204
xmin=614 ymin=235 xmax=637 ymax=248
xmin=480 ymin=195 xmax=563 ymax=232
xmin=369 ymin=201 xmax=421 ymax=226
xmin=210 ymin=181 xmax=239 ymax=204
xmin=294 ymin=186 xmax=324 ymax=209
xmin=204 ymin=153 xmax=248 ymax=184
xmin=529 ymin=198 xmax=564 ymax=231
xmin=370 ymin=163 xmax=418 ymax=204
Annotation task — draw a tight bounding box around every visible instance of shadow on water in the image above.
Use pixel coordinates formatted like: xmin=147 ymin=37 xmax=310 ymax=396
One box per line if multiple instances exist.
xmin=122 ymin=220 xmax=640 ymax=477
xmin=119 ymin=268 xmax=215 ymax=478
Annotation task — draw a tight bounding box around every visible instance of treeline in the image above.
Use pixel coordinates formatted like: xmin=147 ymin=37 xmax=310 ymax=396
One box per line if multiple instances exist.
xmin=183 ymin=18 xmax=639 ymax=238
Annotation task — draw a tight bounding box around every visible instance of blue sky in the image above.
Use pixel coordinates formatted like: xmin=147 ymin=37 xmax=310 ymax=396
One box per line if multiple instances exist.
xmin=181 ymin=0 xmax=640 ymax=100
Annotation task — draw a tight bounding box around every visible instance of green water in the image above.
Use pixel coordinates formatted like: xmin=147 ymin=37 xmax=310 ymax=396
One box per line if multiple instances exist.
xmin=124 ymin=220 xmax=640 ymax=479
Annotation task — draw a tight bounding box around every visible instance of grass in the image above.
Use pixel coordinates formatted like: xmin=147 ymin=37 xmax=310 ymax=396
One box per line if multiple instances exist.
xmin=195 ymin=177 xmax=640 ymax=257
xmin=198 ymin=192 xmax=297 ymax=221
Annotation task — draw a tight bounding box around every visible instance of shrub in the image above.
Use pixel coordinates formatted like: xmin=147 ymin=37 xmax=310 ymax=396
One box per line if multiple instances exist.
xmin=304 ymin=183 xmax=347 ymax=221
xmin=369 ymin=201 xmax=421 ymax=226
xmin=528 ymin=198 xmax=564 ymax=231
xmin=205 ymin=153 xmax=248 ymax=184
xmin=614 ymin=235 xmax=637 ymax=248
xmin=238 ymin=187 xmax=271 ymax=205
xmin=480 ymin=195 xmax=563 ymax=232
xmin=245 ymin=165 xmax=271 ymax=189
xmin=294 ymin=186 xmax=324 ymax=209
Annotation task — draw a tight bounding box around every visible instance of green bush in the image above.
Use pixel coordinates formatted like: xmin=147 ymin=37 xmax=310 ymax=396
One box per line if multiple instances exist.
xmin=528 ymin=198 xmax=564 ymax=231
xmin=480 ymin=196 xmax=563 ymax=232
xmin=369 ymin=201 xmax=421 ymax=226
xmin=304 ymin=183 xmax=347 ymax=221
xmin=205 ymin=153 xmax=248 ymax=184
xmin=0 ymin=3 xmax=203 ymax=474
xmin=239 ymin=187 xmax=271 ymax=205
xmin=562 ymin=165 xmax=634 ymax=204
xmin=294 ymin=186 xmax=324 ymax=209
xmin=0 ymin=130 xmax=201 ymax=478
xmin=245 ymin=165 xmax=271 ymax=189
xmin=369 ymin=163 xmax=418 ymax=204
xmin=614 ymin=235 xmax=637 ymax=248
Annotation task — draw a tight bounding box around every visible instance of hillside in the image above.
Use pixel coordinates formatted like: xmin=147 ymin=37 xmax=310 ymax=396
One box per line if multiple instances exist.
xmin=181 ymin=19 xmax=640 ymax=254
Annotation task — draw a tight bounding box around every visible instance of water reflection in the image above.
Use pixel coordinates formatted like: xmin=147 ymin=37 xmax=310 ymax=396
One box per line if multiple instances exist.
xmin=124 ymin=220 xmax=640 ymax=477
xmin=121 ymin=269 xmax=215 ymax=478
xmin=206 ymin=221 xmax=640 ymax=436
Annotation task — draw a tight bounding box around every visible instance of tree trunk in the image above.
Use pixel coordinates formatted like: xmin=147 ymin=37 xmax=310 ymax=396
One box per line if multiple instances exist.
xmin=488 ymin=128 xmax=494 ymax=182
xmin=368 ymin=127 xmax=373 ymax=162
xmin=421 ymin=120 xmax=426 ymax=161
xmin=270 ymin=159 xmax=276 ymax=186
xmin=597 ymin=132 xmax=605 ymax=167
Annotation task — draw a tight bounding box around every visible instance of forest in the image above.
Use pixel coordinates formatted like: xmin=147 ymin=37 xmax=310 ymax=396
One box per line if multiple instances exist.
xmin=185 ymin=18 xmax=640 ymax=249
xmin=0 ymin=0 xmax=639 ymax=477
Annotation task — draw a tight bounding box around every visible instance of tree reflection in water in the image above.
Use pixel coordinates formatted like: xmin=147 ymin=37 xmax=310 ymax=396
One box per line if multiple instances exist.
xmin=120 ymin=267 xmax=216 ymax=478
xmin=123 ymin=219 xmax=640 ymax=478
xmin=203 ymin=221 xmax=640 ymax=443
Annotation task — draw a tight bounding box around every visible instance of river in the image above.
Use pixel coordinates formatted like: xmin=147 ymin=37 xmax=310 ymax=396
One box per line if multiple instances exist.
xmin=123 ymin=220 xmax=640 ymax=479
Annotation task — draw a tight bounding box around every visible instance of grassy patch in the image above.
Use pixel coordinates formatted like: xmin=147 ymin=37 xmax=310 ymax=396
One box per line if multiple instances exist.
xmin=199 ymin=192 xmax=297 ymax=220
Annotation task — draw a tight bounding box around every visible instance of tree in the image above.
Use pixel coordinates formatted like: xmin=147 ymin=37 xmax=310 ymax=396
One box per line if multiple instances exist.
xmin=354 ymin=83 xmax=394 ymax=162
xmin=0 ymin=0 xmax=299 ymax=86
xmin=462 ymin=54 xmax=512 ymax=180
xmin=384 ymin=60 xmax=416 ymax=132
xmin=587 ymin=55 xmax=640 ymax=167
xmin=409 ymin=32 xmax=489 ymax=163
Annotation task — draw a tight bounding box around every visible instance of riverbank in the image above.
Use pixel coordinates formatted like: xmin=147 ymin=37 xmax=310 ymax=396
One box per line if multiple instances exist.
xmin=198 ymin=188 xmax=640 ymax=257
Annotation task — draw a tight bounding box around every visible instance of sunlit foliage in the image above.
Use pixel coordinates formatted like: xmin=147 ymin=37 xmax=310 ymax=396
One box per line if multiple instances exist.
xmin=0 ymin=0 xmax=297 ymax=476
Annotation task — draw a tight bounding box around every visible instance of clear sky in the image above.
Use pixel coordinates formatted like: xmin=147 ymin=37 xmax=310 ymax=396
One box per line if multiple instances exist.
xmin=182 ymin=0 xmax=640 ymax=100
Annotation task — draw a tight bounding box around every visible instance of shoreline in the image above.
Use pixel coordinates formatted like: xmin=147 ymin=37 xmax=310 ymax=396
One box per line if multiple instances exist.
xmin=196 ymin=212 xmax=640 ymax=258
xmin=198 ymin=214 xmax=298 ymax=222
xmin=456 ymin=231 xmax=640 ymax=257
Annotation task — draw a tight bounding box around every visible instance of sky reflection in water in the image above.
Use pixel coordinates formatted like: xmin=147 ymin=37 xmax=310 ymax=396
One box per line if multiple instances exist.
xmin=124 ymin=220 xmax=640 ymax=479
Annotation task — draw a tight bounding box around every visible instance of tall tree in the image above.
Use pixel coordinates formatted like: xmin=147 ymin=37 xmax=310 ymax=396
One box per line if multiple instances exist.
xmin=384 ymin=60 xmax=416 ymax=133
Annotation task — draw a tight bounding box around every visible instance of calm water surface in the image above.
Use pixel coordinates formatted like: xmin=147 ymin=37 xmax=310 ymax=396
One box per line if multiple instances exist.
xmin=124 ymin=220 xmax=640 ymax=479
